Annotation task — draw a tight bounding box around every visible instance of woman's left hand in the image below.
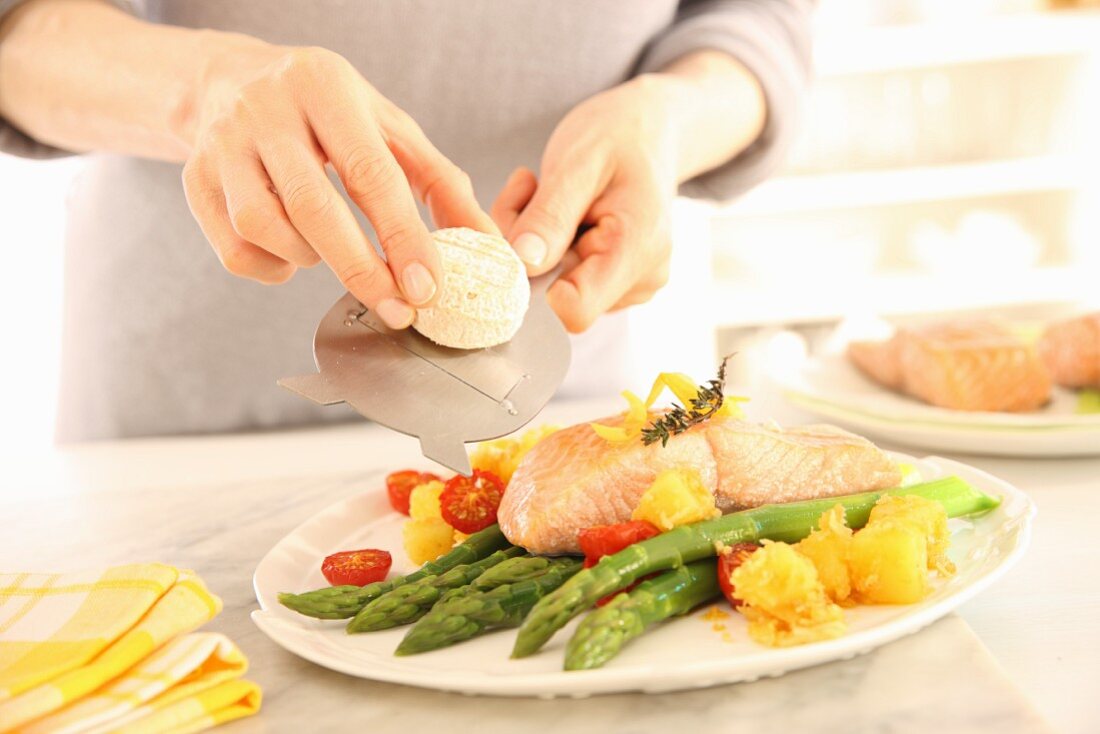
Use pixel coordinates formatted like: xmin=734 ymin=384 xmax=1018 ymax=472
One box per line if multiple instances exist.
xmin=491 ymin=77 xmax=678 ymax=333
xmin=492 ymin=52 xmax=765 ymax=333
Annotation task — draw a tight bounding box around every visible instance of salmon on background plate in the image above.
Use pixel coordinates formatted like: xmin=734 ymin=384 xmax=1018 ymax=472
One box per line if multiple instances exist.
xmin=1039 ymin=312 xmax=1100 ymax=389
xmin=847 ymin=320 xmax=1052 ymax=413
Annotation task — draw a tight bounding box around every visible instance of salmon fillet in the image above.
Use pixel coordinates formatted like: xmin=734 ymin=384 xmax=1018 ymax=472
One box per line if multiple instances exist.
xmin=848 ymin=321 xmax=1051 ymax=412
xmin=498 ymin=414 xmax=901 ymax=554
xmin=1038 ymin=312 xmax=1100 ymax=389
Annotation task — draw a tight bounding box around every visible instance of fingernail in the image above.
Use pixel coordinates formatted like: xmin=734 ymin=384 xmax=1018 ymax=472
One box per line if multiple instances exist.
xmin=376 ymin=298 xmax=416 ymax=329
xmin=401 ymin=261 xmax=437 ymax=305
xmin=513 ymin=233 xmax=547 ymax=267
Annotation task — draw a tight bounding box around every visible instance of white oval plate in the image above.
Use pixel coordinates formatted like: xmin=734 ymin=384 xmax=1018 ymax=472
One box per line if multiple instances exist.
xmin=779 ymin=353 xmax=1100 ymax=457
xmin=252 ymin=455 xmax=1033 ymax=698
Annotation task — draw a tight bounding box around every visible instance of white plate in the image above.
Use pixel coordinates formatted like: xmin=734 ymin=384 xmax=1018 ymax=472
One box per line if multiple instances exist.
xmin=780 ymin=353 xmax=1100 ymax=457
xmin=252 ymin=455 xmax=1034 ymax=697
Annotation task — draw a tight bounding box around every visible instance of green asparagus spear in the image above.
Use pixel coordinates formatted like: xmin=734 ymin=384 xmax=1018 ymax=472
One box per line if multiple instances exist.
xmin=346 ymin=547 xmax=525 ymax=633
xmin=513 ymin=477 xmax=1000 ymax=657
xmin=396 ymin=557 xmax=583 ymax=656
xmin=278 ymin=524 xmax=510 ymax=619
xmin=459 ymin=554 xmax=579 ymax=593
xmin=565 ymin=559 xmax=719 ymax=670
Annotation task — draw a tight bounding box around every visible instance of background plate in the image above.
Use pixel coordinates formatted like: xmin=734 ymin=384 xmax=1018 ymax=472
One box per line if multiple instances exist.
xmin=780 ymin=352 xmax=1100 ymax=457
xmin=252 ymin=454 xmax=1034 ymax=697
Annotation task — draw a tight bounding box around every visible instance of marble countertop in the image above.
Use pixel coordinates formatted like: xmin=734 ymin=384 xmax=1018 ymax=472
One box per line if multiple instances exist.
xmin=2 ymin=397 xmax=1095 ymax=733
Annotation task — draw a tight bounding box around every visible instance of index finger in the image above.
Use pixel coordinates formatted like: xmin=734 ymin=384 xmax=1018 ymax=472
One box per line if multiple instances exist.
xmin=258 ymin=137 xmax=414 ymax=328
xmin=303 ymin=88 xmax=443 ymax=308
xmin=506 ymin=158 xmax=607 ymax=276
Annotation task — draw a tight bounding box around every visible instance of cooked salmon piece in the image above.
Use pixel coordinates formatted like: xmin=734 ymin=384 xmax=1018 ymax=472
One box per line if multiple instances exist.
xmin=1039 ymin=312 xmax=1100 ymax=389
xmin=498 ymin=414 xmax=901 ymax=555
xmin=847 ymin=321 xmax=1051 ymax=412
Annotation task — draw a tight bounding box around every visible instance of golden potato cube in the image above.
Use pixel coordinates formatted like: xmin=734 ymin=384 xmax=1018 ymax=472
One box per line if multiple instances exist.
xmin=408 ymin=480 xmax=446 ymax=522
xmin=732 ymin=541 xmax=847 ymax=647
xmin=403 ymin=518 xmax=456 ymax=565
xmin=632 ymin=468 xmax=720 ymax=531
xmin=849 ymin=521 xmax=930 ymax=604
xmin=470 ymin=425 xmax=559 ymax=485
xmin=470 ymin=441 xmax=511 ymax=484
xmin=870 ymin=495 xmax=954 ymax=576
xmin=796 ymin=505 xmax=853 ymax=603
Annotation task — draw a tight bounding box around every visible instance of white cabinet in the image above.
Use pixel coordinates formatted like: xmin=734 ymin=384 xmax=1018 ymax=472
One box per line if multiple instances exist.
xmin=700 ymin=9 xmax=1100 ymax=336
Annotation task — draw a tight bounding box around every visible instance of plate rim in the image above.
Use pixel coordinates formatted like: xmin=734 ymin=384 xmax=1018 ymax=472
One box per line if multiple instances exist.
xmin=252 ymin=455 xmax=1035 ymax=697
xmin=778 ymin=354 xmax=1100 ymax=432
xmin=784 ymin=387 xmax=1100 ymax=434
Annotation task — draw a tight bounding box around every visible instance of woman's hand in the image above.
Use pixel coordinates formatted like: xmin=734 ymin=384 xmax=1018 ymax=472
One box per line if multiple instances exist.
xmin=184 ymin=43 xmax=496 ymax=327
xmin=492 ymin=51 xmax=765 ymax=333
xmin=491 ymin=77 xmax=677 ymax=333
xmin=0 ymin=2 xmax=494 ymax=328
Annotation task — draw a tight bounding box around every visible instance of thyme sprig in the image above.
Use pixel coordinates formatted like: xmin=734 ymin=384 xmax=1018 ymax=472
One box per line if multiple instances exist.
xmin=641 ymin=356 xmax=733 ymax=447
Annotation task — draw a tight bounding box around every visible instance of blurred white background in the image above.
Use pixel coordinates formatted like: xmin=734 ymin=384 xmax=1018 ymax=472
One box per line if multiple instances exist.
xmin=2 ymin=0 xmax=1099 ymax=459
xmin=708 ymin=1 xmax=1100 ymax=384
xmin=0 ymin=157 xmax=79 ymax=457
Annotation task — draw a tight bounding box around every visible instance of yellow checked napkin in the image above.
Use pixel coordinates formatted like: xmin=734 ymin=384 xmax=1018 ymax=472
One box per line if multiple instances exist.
xmin=0 ymin=564 xmax=261 ymax=733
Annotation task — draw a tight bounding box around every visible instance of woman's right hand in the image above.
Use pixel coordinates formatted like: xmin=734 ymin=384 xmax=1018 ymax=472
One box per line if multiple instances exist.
xmin=183 ymin=43 xmax=496 ymax=328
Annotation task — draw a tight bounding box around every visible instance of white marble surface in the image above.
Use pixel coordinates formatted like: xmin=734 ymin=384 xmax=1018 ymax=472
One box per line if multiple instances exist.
xmin=1 ymin=396 xmax=1092 ymax=733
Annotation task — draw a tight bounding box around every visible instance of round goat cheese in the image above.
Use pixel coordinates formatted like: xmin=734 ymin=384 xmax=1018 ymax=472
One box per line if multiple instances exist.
xmin=412 ymin=228 xmax=530 ymax=349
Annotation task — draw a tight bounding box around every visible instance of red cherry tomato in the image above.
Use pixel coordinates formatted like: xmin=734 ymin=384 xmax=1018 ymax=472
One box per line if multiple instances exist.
xmin=321 ymin=549 xmax=392 ymax=586
xmin=438 ymin=470 xmax=506 ymax=533
xmin=577 ymin=520 xmax=661 ymax=566
xmin=576 ymin=520 xmax=662 ymax=605
xmin=716 ymin=543 xmax=760 ymax=608
xmin=386 ymin=470 xmax=440 ymax=515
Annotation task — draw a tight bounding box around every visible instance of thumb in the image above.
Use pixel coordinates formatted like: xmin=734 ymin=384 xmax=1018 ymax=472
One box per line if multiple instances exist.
xmin=507 ymin=161 xmax=606 ymax=276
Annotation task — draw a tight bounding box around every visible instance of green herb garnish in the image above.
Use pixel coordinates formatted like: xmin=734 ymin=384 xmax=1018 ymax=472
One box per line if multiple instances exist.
xmin=641 ymin=356 xmax=736 ymax=447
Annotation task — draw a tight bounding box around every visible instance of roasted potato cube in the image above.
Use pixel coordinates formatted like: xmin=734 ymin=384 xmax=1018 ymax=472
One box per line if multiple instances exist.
xmin=850 ymin=521 xmax=929 ymax=604
xmin=631 ymin=468 xmax=720 ymax=531
xmin=408 ymin=480 xmax=445 ymax=522
xmin=470 ymin=425 xmax=559 ymax=485
xmin=732 ymin=541 xmax=846 ymax=647
xmin=869 ymin=494 xmax=954 ymax=575
xmin=402 ymin=518 xmax=456 ymax=565
xmin=796 ymin=505 xmax=853 ymax=603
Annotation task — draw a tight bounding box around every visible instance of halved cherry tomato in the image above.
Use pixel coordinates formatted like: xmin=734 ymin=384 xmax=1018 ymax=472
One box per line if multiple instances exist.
xmin=578 ymin=520 xmax=661 ymax=566
xmin=386 ymin=470 xmax=441 ymax=515
xmin=321 ymin=549 xmax=392 ymax=586
xmin=438 ymin=470 xmax=506 ymax=534
xmin=576 ymin=520 xmax=662 ymax=605
xmin=717 ymin=543 xmax=760 ymax=608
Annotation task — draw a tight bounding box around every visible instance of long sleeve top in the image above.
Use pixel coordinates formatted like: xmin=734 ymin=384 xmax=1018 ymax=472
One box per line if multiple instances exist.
xmin=0 ymin=0 xmax=812 ymax=440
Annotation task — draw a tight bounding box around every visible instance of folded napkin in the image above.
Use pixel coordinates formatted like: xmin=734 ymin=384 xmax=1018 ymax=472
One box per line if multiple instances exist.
xmin=0 ymin=564 xmax=260 ymax=733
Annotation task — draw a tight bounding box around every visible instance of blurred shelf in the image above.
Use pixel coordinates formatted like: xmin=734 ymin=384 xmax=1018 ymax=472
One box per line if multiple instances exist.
xmin=717 ymin=155 xmax=1090 ymax=218
xmin=816 ymin=10 xmax=1100 ymax=76
xmin=711 ymin=266 xmax=1089 ymax=328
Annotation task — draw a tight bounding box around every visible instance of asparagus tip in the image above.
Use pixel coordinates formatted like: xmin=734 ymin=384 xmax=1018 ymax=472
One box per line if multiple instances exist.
xmin=510 ymin=636 xmax=542 ymax=658
xmin=277 ymin=592 xmax=308 ymax=612
xmin=346 ymin=615 xmax=393 ymax=634
xmin=393 ymin=633 xmax=438 ymax=656
xmin=562 ymin=656 xmax=600 ymax=671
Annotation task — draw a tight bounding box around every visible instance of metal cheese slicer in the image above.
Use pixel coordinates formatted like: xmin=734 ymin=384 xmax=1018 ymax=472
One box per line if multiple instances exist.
xmin=278 ymin=271 xmax=571 ymax=475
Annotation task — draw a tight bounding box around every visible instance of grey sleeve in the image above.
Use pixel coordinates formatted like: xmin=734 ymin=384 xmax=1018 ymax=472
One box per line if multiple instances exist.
xmin=636 ymin=0 xmax=813 ymax=201
xmin=0 ymin=0 xmax=134 ymax=159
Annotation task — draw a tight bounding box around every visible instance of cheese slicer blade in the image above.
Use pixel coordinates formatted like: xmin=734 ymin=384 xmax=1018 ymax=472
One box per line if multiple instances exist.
xmin=278 ymin=271 xmax=571 ymax=474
